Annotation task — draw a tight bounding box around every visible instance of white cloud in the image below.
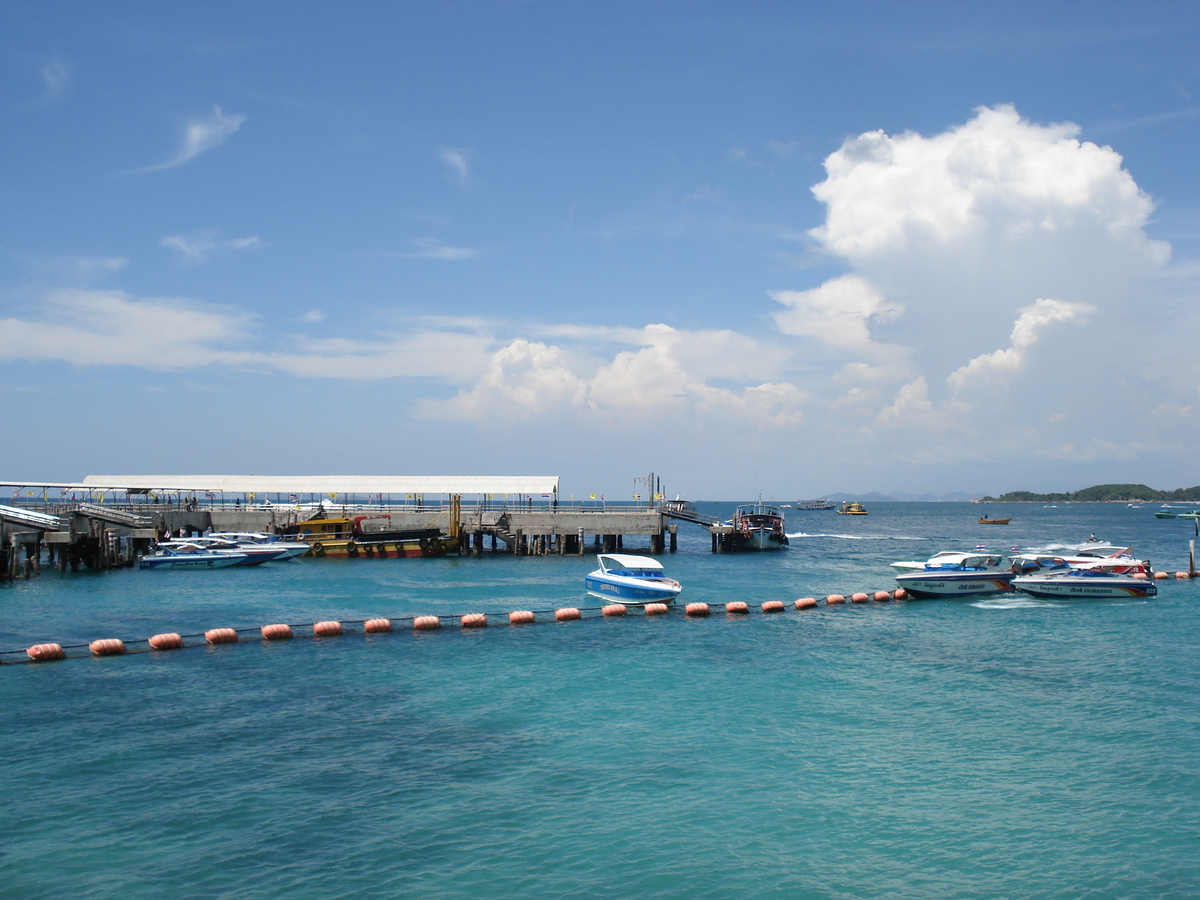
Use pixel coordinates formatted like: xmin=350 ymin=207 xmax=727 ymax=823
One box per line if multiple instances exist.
xmin=429 ymin=324 xmax=807 ymax=426
xmin=439 ymin=148 xmax=470 ymax=186
xmin=762 ymin=104 xmax=1181 ymax=475
xmin=810 ymin=104 xmax=1168 ymax=264
xmin=0 ymin=290 xmax=253 ymax=369
xmin=40 ymin=58 xmax=70 ymax=100
xmin=771 ymin=274 xmax=902 ymax=351
xmin=874 ymin=377 xmax=935 ymax=426
xmin=401 ymin=238 xmax=477 ymax=260
xmin=247 ymin=330 xmax=492 ymax=381
xmin=436 ymin=339 xmax=588 ymax=419
xmin=947 ymin=297 xmax=1093 ymax=392
xmin=162 ymin=230 xmax=261 ymax=262
xmin=140 ymin=106 xmax=246 ymax=172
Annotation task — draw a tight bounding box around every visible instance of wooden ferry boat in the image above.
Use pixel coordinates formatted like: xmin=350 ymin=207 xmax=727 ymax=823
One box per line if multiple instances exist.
xmin=281 ymin=514 xmax=456 ymax=558
xmin=837 ymin=500 xmax=868 ymax=515
xmin=978 ymin=516 xmax=1012 ymax=525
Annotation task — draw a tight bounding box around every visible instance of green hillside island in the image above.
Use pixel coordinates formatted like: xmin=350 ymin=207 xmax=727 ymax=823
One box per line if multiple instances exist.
xmin=982 ymin=483 xmax=1200 ymax=503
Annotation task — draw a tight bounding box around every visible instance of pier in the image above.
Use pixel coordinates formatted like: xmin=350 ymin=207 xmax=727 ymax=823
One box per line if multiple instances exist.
xmin=0 ymin=473 xmax=741 ymax=578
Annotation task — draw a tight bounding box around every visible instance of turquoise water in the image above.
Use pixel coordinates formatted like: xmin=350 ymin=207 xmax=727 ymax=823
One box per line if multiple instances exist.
xmin=3 ymin=503 xmax=1199 ymax=898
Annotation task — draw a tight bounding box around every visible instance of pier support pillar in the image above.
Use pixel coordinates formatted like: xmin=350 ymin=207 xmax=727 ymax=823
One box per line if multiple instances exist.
xmin=578 ymin=528 xmax=585 ymax=556
xmin=669 ymin=525 xmax=678 ymax=553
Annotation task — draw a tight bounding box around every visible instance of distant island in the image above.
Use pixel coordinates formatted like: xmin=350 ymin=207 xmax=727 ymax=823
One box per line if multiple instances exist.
xmin=981 ymin=483 xmax=1200 ymax=503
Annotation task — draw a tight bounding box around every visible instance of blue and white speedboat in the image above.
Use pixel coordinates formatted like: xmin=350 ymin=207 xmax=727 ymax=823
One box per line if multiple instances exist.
xmin=1011 ymin=560 xmax=1157 ymax=599
xmin=893 ymin=550 xmax=1016 ymax=598
xmin=585 ymin=554 xmax=682 ymax=605
xmin=139 ymin=543 xmax=249 ymax=570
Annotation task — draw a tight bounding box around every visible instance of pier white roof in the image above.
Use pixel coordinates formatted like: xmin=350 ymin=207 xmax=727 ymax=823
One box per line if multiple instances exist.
xmin=74 ymin=475 xmax=560 ymax=496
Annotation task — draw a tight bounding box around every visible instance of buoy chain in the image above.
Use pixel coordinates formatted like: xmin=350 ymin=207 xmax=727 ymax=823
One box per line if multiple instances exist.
xmin=0 ymin=587 xmax=914 ymax=664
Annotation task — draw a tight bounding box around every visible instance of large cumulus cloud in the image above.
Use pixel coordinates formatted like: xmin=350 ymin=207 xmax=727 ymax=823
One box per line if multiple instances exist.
xmin=787 ymin=105 xmax=1172 ymax=442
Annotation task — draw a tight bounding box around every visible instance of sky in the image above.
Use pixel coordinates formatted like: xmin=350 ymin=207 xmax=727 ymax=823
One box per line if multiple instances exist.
xmin=3 ymin=1 xmax=1200 ymax=500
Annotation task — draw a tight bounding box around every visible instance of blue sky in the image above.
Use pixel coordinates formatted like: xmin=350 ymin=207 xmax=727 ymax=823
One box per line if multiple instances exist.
xmin=3 ymin=2 xmax=1199 ymax=500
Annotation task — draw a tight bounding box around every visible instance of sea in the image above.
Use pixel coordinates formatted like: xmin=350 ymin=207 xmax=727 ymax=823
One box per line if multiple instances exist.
xmin=2 ymin=501 xmax=1199 ymax=899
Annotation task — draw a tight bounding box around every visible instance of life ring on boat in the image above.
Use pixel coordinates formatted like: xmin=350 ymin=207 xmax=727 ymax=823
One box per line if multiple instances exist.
xmin=312 ymin=542 xmax=325 ymax=557
xmin=419 ymin=537 xmax=431 ymax=550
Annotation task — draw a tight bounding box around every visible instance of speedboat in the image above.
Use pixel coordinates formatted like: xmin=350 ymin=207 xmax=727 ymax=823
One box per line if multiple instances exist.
xmin=170 ymin=537 xmax=293 ymax=565
xmin=893 ymin=551 xmax=1016 ymax=598
xmin=1009 ymin=543 xmax=1149 ymax=575
xmin=208 ymin=532 xmax=310 ymax=559
xmin=585 ymin=554 xmax=682 ymax=604
xmin=139 ymin=543 xmax=249 ymax=570
xmin=891 ymin=550 xmax=978 ymax=572
xmin=1011 ymin=560 xmax=1158 ymax=599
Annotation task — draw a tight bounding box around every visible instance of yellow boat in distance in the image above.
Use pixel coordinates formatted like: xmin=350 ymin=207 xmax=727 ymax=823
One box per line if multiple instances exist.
xmin=837 ymin=500 xmax=868 ymax=515
xmin=978 ymin=516 xmax=1012 ymax=525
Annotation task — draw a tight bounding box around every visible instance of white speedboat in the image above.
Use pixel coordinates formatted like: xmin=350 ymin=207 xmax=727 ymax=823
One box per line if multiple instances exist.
xmin=893 ymin=551 xmax=1016 ymax=599
xmin=1009 ymin=547 xmax=1148 ymax=576
xmin=891 ymin=550 xmax=978 ymax=573
xmin=1012 ymin=560 xmax=1158 ymax=599
xmin=168 ymin=537 xmax=292 ymax=565
xmin=207 ymin=532 xmax=310 ymax=559
xmin=139 ymin=543 xmax=249 ymax=570
xmin=585 ymin=554 xmax=682 ymax=604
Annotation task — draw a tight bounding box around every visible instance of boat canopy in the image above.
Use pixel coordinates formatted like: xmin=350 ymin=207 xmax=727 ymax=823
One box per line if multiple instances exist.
xmin=55 ymin=475 xmax=561 ymax=497
xmin=598 ymin=554 xmax=665 ymax=572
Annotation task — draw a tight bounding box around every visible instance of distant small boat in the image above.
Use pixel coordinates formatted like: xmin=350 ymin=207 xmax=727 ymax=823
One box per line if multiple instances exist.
xmin=1155 ymin=505 xmax=1199 ymax=519
xmin=837 ymin=500 xmax=868 ymax=515
xmin=585 ymin=554 xmax=682 ymax=604
xmin=796 ymin=499 xmax=836 ymax=510
xmin=978 ymin=516 xmax=1011 ymax=525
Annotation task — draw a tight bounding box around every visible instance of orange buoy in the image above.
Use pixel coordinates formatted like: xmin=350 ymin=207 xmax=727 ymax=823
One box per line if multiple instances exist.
xmin=26 ymin=643 xmax=64 ymax=661
xmin=148 ymin=633 xmax=183 ymax=650
xmin=794 ymin=597 xmax=818 ymax=610
xmin=893 ymin=588 xmax=907 ymax=600
xmin=1153 ymin=571 xmax=1169 ymax=580
xmin=1131 ymin=572 xmax=1147 ymax=580
xmin=413 ymin=615 xmax=441 ymax=630
xmin=89 ymin=639 xmax=126 ymax=656
xmin=555 ymin=607 xmax=581 ymax=621
xmin=644 ymin=603 xmax=669 ymax=615
xmin=825 ymin=594 xmax=845 ymax=605
xmin=602 ymin=604 xmax=627 ymax=616
xmin=873 ymin=590 xmax=891 ymax=602
xmin=261 ymin=623 xmax=293 ymax=640
xmin=461 ymin=613 xmax=488 ymax=628
xmin=726 ymin=601 xmax=749 ymax=614
xmin=1176 ymin=572 xmax=1191 ymax=580
xmin=364 ymin=618 xmax=392 ymax=633
xmin=508 ymin=610 xmax=535 ymax=625
xmin=761 ymin=600 xmax=785 ymax=613
xmin=685 ymin=602 xmax=710 ymax=617
xmin=313 ymin=621 xmax=343 ymax=636
xmin=851 ymin=592 xmax=869 ymax=603
xmin=205 ymin=628 xmax=238 ymax=644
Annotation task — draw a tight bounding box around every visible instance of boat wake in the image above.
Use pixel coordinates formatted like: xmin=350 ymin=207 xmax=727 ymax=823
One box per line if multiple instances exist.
xmin=786 ymin=532 xmax=922 ymax=541
xmin=970 ymin=596 xmax=1061 ymax=610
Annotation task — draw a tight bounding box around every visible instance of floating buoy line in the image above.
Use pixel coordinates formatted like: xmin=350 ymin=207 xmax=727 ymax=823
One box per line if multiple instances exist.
xmin=7 ymin=578 xmax=1182 ymax=665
